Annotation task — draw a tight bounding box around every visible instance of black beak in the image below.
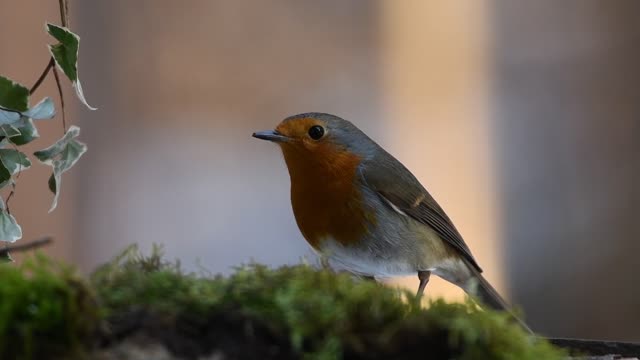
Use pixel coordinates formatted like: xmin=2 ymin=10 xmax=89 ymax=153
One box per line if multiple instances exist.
xmin=252 ymin=130 xmax=290 ymax=143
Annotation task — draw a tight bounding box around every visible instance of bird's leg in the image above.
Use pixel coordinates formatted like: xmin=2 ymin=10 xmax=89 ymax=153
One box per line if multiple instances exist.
xmin=320 ymin=255 xmax=330 ymax=270
xmin=360 ymin=275 xmax=377 ymax=282
xmin=416 ymin=270 xmax=431 ymax=298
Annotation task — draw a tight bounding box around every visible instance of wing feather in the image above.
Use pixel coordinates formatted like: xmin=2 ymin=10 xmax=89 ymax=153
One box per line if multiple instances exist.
xmin=360 ymin=156 xmax=482 ymax=272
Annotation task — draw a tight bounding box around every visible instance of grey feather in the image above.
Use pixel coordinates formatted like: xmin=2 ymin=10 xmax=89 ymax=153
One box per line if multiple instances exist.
xmin=359 ymin=148 xmax=483 ymax=273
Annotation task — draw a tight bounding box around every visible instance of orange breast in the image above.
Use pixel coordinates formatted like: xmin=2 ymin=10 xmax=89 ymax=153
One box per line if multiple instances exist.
xmin=280 ymin=144 xmax=373 ymax=249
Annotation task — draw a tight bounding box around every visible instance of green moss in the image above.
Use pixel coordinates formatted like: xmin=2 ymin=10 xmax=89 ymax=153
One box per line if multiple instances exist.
xmin=0 ymin=246 xmax=565 ymax=359
xmin=91 ymin=245 xmax=565 ymax=360
xmin=0 ymin=254 xmax=98 ymax=360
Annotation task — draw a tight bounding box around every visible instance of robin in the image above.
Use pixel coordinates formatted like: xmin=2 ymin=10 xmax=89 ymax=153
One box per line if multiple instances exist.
xmin=253 ymin=112 xmax=529 ymax=329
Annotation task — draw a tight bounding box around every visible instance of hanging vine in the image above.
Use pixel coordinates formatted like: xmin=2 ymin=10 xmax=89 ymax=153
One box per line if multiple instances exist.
xmin=0 ymin=0 xmax=94 ymax=259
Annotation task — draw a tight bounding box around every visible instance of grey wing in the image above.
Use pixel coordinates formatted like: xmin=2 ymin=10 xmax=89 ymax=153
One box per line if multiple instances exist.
xmin=360 ymin=156 xmax=483 ymax=272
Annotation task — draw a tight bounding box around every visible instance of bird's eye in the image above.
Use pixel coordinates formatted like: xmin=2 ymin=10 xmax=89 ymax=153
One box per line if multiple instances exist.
xmin=308 ymin=125 xmax=325 ymax=140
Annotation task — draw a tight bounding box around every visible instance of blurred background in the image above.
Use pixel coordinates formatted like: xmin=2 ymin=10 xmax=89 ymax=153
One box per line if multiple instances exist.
xmin=1 ymin=0 xmax=639 ymax=341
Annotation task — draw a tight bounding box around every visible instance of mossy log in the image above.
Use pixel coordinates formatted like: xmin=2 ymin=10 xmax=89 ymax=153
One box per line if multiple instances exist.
xmin=0 ymin=245 xmax=636 ymax=360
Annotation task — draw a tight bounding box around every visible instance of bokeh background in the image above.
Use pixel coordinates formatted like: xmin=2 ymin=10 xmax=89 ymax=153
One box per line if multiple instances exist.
xmin=1 ymin=0 xmax=639 ymax=341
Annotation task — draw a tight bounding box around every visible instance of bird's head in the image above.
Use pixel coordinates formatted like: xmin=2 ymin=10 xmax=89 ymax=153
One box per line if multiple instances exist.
xmin=252 ymin=113 xmax=377 ymax=171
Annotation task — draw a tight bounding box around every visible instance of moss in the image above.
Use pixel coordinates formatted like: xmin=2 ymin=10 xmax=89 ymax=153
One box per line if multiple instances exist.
xmin=0 ymin=245 xmax=565 ymax=359
xmin=0 ymin=254 xmax=98 ymax=360
xmin=91 ymin=245 xmax=564 ymax=360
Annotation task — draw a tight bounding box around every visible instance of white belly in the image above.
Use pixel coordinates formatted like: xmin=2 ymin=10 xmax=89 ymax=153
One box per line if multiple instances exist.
xmin=316 ymin=237 xmax=420 ymax=278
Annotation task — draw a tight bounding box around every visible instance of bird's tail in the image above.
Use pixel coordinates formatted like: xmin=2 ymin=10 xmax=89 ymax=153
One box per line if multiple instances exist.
xmin=464 ymin=264 xmax=533 ymax=333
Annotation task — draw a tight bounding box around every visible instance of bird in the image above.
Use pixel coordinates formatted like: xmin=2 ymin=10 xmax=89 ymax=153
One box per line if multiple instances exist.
xmin=253 ymin=112 xmax=529 ymax=330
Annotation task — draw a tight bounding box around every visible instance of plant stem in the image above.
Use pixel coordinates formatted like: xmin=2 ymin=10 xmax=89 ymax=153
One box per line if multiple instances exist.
xmin=29 ymin=58 xmax=55 ymax=95
xmin=30 ymin=0 xmax=69 ymax=97
xmin=52 ymin=66 xmax=67 ymax=133
xmin=59 ymin=0 xmax=69 ymax=27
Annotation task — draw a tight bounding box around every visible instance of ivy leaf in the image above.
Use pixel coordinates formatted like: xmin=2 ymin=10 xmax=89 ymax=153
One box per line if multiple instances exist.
xmin=0 ymin=148 xmax=30 ymax=189
xmin=0 ymin=149 xmax=31 ymax=175
xmin=34 ymin=125 xmax=81 ymax=160
xmin=46 ymin=23 xmax=96 ymax=110
xmin=0 ymin=212 xmax=22 ymax=243
xmin=8 ymin=118 xmax=39 ymax=145
xmin=0 ymin=76 xmax=28 ymax=112
xmin=0 ymin=111 xmax=21 ymax=125
xmin=0 ymin=161 xmax=9 ymax=186
xmin=0 ymin=75 xmax=55 ymax=125
xmin=0 ymin=76 xmax=29 ymax=124
xmin=0 ymin=104 xmax=51 ymax=146
xmin=0 ymin=97 xmax=56 ymax=125
xmin=34 ymin=125 xmax=87 ymax=212
xmin=23 ymin=97 xmax=56 ymax=120
xmin=0 ymin=112 xmax=20 ymax=125
xmin=0 ymin=125 xmax=21 ymax=139
xmin=0 ymin=199 xmax=22 ymax=243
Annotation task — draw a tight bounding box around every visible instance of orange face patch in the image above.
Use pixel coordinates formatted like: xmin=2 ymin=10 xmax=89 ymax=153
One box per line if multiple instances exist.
xmin=274 ymin=117 xmax=373 ymax=249
xmin=275 ymin=117 xmax=321 ymax=138
xmin=275 ymin=117 xmax=327 ymax=151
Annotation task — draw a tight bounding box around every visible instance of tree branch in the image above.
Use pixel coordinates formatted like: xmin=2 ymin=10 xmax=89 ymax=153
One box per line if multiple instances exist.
xmin=0 ymin=237 xmax=53 ymax=257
